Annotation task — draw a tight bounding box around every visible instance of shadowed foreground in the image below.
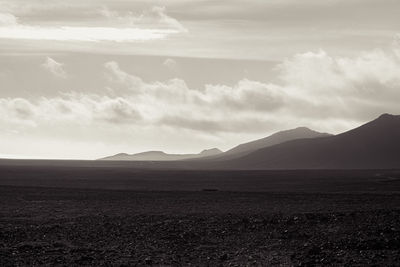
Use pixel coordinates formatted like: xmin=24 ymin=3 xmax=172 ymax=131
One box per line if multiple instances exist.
xmin=1 ymin=183 xmax=400 ymax=266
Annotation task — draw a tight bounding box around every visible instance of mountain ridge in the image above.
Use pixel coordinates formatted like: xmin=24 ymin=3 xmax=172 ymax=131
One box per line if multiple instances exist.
xmin=99 ymin=126 xmax=330 ymax=162
xmin=219 ymin=114 xmax=400 ymax=169
xmin=99 ymin=148 xmax=222 ymax=161
xmin=97 ymin=114 xmax=400 ymax=169
xmin=212 ymin=126 xmax=332 ymax=160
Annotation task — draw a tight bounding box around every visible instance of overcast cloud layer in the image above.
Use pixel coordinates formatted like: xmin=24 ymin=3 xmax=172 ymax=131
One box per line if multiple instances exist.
xmin=0 ymin=0 xmax=400 ymax=159
xmin=1 ymin=0 xmax=400 ymax=59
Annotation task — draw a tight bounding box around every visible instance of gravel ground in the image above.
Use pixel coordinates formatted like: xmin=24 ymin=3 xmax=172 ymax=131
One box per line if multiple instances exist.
xmin=1 ymin=186 xmax=400 ymax=266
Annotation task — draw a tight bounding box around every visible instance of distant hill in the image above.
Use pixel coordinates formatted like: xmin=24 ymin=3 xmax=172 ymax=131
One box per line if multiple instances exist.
xmin=98 ymin=114 xmax=400 ymax=170
xmin=99 ymin=127 xmax=330 ymax=162
xmin=221 ymin=114 xmax=400 ymax=169
xmin=217 ymin=127 xmax=331 ymax=160
xmin=99 ymin=148 xmax=222 ymax=161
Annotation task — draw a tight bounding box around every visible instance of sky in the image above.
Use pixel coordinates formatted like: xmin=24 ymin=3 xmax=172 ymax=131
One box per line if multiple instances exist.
xmin=0 ymin=0 xmax=400 ymax=159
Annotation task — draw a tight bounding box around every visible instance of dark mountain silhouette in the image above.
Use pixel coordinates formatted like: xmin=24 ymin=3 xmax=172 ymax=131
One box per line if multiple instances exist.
xmin=97 ymin=127 xmax=330 ymax=163
xmin=213 ymin=127 xmax=331 ymax=160
xmin=220 ymin=114 xmax=400 ymax=169
xmin=99 ymin=148 xmax=222 ymax=161
xmin=97 ymin=114 xmax=399 ymax=170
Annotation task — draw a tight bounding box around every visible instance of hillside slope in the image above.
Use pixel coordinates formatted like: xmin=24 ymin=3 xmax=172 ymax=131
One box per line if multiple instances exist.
xmin=222 ymin=114 xmax=400 ymax=169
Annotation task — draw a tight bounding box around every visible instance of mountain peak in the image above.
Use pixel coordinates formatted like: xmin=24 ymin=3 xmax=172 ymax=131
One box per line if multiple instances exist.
xmin=377 ymin=113 xmax=398 ymax=120
xmin=224 ymin=113 xmax=400 ymax=169
xmin=114 ymin=153 xmax=129 ymax=156
xmin=288 ymin=127 xmax=315 ymax=133
xmin=220 ymin=127 xmax=331 ymax=159
xmin=200 ymin=148 xmax=222 ymax=156
xmin=273 ymin=126 xmax=331 ymax=138
xmin=99 ymin=148 xmax=222 ymax=161
xmin=294 ymin=126 xmax=311 ymax=130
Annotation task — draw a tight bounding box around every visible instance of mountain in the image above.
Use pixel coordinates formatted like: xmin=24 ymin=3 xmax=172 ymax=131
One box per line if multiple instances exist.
xmin=99 ymin=127 xmax=330 ymax=162
xmin=219 ymin=127 xmax=331 ymax=159
xmin=99 ymin=148 xmax=222 ymax=161
xmin=220 ymin=114 xmax=400 ymax=169
xmin=199 ymin=148 xmax=223 ymax=157
xmin=194 ymin=127 xmax=331 ymax=162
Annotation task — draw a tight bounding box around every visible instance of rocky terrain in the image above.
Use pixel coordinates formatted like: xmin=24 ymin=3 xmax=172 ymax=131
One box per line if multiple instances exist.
xmin=1 ymin=185 xmax=400 ymax=266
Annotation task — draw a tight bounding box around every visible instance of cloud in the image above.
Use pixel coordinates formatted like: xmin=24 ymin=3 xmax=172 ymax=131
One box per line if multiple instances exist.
xmin=146 ymin=6 xmax=187 ymax=33
xmin=101 ymin=61 xmax=294 ymax=133
xmin=104 ymin=61 xmax=286 ymax=114
xmin=163 ymin=58 xmax=178 ymax=72
xmin=0 ymin=12 xmax=17 ymax=26
xmin=0 ymin=93 xmax=142 ymax=130
xmin=0 ymin=60 xmax=287 ymax=135
xmin=1 ymin=45 xmax=400 ymax=139
xmin=0 ymin=0 xmax=398 ymax=60
xmin=160 ymin=116 xmax=279 ymax=134
xmin=0 ymin=98 xmax=35 ymax=119
xmin=279 ymin=49 xmax=400 ymax=94
xmin=276 ymin=47 xmax=400 ymax=120
xmin=41 ymin=57 xmax=67 ymax=78
xmin=99 ymin=6 xmax=187 ymax=32
xmin=104 ymin=61 xmax=143 ymax=90
xmin=0 ymin=7 xmax=185 ymax=42
xmin=100 ymin=46 xmax=400 ymax=132
xmin=0 ymin=25 xmax=175 ymax=42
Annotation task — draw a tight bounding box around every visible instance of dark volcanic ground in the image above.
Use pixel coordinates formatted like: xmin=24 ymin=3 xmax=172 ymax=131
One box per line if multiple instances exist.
xmin=0 ymin=164 xmax=400 ymax=266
